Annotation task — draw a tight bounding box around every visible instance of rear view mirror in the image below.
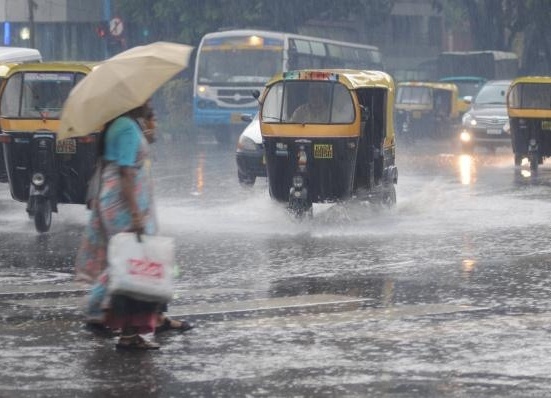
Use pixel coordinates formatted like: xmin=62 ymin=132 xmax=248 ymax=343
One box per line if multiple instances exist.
xmin=463 ymin=96 xmax=472 ymax=105
xmin=252 ymin=90 xmax=261 ymax=100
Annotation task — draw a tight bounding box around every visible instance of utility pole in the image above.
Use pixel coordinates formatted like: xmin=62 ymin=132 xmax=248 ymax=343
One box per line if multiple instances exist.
xmin=27 ymin=0 xmax=37 ymax=48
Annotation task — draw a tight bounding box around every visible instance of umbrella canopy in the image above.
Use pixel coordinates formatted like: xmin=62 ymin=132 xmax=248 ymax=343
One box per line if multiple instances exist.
xmin=58 ymin=41 xmax=193 ymax=140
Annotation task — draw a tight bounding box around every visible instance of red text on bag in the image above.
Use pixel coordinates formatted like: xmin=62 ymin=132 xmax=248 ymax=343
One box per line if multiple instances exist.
xmin=128 ymin=258 xmax=164 ymax=278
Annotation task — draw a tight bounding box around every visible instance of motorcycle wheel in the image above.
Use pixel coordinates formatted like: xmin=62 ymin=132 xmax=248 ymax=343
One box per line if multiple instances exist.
xmin=34 ymin=198 xmax=52 ymax=233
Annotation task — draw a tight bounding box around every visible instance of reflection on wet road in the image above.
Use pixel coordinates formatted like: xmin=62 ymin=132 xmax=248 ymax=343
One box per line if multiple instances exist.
xmin=3 ymin=139 xmax=551 ymax=396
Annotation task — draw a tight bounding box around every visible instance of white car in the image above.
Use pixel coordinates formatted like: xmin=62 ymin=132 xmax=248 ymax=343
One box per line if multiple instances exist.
xmin=235 ymin=113 xmax=266 ymax=186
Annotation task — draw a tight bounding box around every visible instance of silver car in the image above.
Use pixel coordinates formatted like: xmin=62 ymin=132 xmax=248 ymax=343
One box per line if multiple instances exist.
xmin=459 ymin=80 xmax=512 ymax=154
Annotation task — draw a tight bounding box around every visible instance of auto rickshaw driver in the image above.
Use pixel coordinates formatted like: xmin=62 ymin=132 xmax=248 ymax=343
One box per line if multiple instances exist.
xmin=291 ymin=83 xmax=331 ymax=123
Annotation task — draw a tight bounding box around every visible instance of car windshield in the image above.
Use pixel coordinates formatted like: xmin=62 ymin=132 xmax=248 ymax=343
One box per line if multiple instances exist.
xmin=474 ymin=83 xmax=509 ymax=106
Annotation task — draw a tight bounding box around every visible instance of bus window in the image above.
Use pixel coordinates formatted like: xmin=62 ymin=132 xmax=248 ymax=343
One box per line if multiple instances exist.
xmin=310 ymin=41 xmax=326 ymax=57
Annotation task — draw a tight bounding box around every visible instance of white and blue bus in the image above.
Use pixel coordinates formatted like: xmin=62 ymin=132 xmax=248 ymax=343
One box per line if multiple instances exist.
xmin=193 ymin=29 xmax=383 ymax=143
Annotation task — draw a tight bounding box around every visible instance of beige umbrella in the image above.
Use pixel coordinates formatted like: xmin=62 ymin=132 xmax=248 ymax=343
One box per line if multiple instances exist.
xmin=58 ymin=41 xmax=193 ymax=140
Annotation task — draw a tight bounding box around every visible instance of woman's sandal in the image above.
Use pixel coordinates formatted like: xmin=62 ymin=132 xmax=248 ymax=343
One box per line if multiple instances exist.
xmin=115 ymin=334 xmax=160 ymax=350
xmin=155 ymin=317 xmax=194 ymax=334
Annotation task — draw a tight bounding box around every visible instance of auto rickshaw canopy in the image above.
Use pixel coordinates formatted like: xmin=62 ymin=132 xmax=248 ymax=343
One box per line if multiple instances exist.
xmin=507 ymin=76 xmax=551 ymax=118
xmin=0 ymin=62 xmax=96 ymax=132
xmin=260 ymin=68 xmax=395 ymax=142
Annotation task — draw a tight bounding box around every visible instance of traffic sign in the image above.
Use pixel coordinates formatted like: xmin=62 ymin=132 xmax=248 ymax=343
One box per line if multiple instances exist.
xmin=109 ymin=17 xmax=124 ymax=37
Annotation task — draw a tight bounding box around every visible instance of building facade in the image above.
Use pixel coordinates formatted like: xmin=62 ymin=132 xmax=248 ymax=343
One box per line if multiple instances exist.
xmin=0 ymin=0 xmax=110 ymax=61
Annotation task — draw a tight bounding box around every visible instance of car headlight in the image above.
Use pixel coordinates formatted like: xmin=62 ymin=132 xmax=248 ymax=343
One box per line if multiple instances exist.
xmin=237 ymin=135 xmax=257 ymax=151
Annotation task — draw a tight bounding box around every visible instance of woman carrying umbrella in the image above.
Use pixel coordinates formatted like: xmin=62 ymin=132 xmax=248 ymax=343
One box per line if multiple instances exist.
xmin=76 ymin=101 xmax=161 ymax=349
xmin=64 ymin=42 xmax=195 ymax=349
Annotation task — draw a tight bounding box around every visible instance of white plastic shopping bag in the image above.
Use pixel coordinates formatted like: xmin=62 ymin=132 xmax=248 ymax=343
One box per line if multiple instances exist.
xmin=107 ymin=232 xmax=175 ymax=302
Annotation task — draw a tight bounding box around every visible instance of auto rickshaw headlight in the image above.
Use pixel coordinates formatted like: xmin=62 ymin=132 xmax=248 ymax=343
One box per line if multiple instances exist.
xmin=32 ymin=172 xmax=45 ymax=186
xmin=460 ymin=130 xmax=472 ymax=143
xmin=503 ymin=121 xmax=510 ymax=134
xmin=292 ymin=175 xmax=304 ymax=188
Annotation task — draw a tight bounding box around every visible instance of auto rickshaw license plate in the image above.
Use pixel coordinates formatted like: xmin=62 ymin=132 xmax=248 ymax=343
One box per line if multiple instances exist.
xmin=314 ymin=144 xmax=333 ymax=159
xmin=542 ymin=121 xmax=551 ymax=130
xmin=56 ymin=138 xmax=76 ymax=154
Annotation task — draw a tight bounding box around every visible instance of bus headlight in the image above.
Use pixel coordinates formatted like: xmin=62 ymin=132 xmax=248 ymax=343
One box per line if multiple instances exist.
xmin=460 ymin=130 xmax=472 ymax=143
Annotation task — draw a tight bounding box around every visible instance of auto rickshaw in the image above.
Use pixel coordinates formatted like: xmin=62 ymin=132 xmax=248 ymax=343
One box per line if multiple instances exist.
xmin=507 ymin=76 xmax=551 ymax=171
xmin=0 ymin=62 xmax=98 ymax=232
xmin=257 ymin=69 xmax=397 ymax=217
xmin=394 ymin=81 xmax=460 ymax=142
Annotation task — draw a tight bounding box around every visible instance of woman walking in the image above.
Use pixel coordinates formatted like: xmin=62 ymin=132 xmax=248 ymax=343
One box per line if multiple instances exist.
xmin=76 ymin=101 xmax=162 ymax=349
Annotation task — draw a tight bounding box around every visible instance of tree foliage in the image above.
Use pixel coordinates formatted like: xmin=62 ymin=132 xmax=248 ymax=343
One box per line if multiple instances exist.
xmin=436 ymin=0 xmax=551 ymax=73
xmin=113 ymin=0 xmax=394 ymax=45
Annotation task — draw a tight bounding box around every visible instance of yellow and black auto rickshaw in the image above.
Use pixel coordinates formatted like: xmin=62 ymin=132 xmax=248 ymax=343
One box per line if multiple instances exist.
xmin=394 ymin=81 xmax=460 ymax=142
xmin=507 ymin=76 xmax=551 ymax=171
xmin=256 ymin=69 xmax=397 ymax=217
xmin=0 ymin=62 xmax=98 ymax=232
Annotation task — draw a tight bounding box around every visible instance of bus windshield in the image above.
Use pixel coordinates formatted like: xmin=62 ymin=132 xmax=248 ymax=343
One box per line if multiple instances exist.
xmin=197 ymin=49 xmax=282 ymax=84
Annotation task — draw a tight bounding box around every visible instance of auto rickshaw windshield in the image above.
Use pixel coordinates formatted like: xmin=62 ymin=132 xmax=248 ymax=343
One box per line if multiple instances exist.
xmin=262 ymin=80 xmax=354 ymax=124
xmin=508 ymin=83 xmax=551 ymax=109
xmin=0 ymin=71 xmax=85 ymax=119
xmin=396 ymin=86 xmax=431 ymax=105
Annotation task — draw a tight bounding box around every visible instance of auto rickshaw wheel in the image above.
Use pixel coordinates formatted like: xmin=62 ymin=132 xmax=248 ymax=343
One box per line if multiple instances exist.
xmin=34 ymin=198 xmax=52 ymax=233
xmin=288 ymin=198 xmax=312 ymax=221
xmin=514 ymin=154 xmax=523 ymax=167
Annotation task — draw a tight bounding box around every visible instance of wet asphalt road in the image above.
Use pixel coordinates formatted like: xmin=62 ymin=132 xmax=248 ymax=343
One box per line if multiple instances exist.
xmin=2 ymin=135 xmax=551 ymax=397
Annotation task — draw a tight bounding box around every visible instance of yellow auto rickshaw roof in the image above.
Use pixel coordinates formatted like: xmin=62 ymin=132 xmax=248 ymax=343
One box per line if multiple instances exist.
xmin=397 ymin=81 xmax=458 ymax=92
xmin=267 ymin=69 xmax=395 ymax=90
xmin=510 ymin=76 xmax=551 ymax=86
xmin=3 ymin=61 xmax=97 ymax=77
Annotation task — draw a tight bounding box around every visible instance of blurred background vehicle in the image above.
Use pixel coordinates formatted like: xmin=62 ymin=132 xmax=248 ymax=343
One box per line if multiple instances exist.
xmin=394 ymin=81 xmax=460 ymax=142
xmin=459 ymin=80 xmax=512 ymax=154
xmin=235 ymin=113 xmax=265 ymax=186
